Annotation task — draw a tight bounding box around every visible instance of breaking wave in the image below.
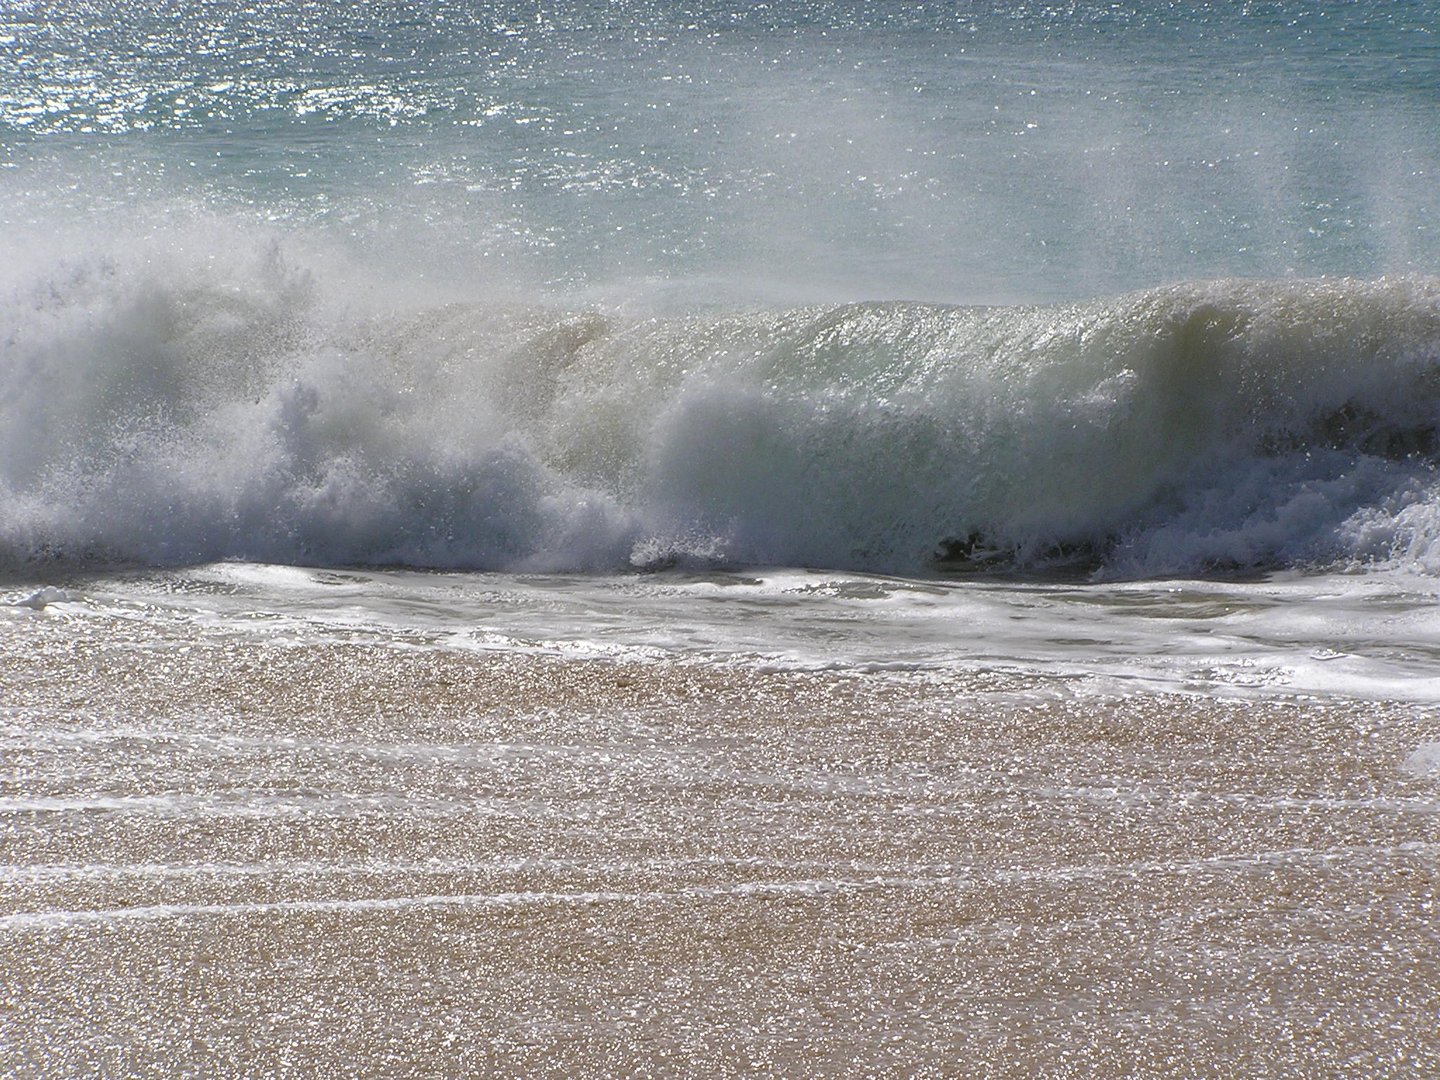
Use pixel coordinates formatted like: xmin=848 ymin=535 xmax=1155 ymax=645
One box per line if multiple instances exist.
xmin=5 ymin=229 xmax=1440 ymax=578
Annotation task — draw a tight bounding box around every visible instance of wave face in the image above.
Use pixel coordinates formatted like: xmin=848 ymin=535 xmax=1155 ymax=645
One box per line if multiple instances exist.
xmin=4 ymin=235 xmax=1440 ymax=578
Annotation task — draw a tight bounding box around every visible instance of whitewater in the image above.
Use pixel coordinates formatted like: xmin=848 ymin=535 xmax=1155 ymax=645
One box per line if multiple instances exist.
xmin=3 ymin=1 xmax=1440 ymax=1075
xmin=7 ymin=249 xmax=1440 ymax=579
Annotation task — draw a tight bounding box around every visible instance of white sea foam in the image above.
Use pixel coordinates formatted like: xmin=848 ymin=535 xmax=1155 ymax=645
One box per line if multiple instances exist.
xmin=1403 ymin=743 xmax=1440 ymax=779
xmin=9 ymin=559 xmax=1424 ymax=703
xmin=3 ymin=225 xmax=1440 ymax=580
xmin=8 ymin=586 xmax=78 ymax=610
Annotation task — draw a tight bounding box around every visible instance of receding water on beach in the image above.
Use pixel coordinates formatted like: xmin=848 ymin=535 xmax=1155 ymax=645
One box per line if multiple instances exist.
xmin=3 ymin=1 xmax=1440 ymax=1075
xmin=5 ymin=577 xmax=1439 ymax=1076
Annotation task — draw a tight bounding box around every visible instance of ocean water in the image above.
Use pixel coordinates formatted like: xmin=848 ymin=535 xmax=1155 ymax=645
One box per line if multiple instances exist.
xmin=4 ymin=2 xmax=1440 ymax=1075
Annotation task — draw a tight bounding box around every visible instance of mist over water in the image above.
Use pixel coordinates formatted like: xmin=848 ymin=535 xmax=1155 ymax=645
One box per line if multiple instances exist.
xmin=5 ymin=247 xmax=1440 ymax=577
xmin=4 ymin=0 xmax=1439 ymax=303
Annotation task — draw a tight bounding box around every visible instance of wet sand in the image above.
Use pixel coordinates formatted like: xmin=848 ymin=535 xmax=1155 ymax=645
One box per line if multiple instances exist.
xmin=3 ymin=611 xmax=1438 ymax=1076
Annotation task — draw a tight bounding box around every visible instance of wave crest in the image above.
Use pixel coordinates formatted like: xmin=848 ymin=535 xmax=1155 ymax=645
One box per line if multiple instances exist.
xmin=5 ymin=236 xmax=1440 ymax=577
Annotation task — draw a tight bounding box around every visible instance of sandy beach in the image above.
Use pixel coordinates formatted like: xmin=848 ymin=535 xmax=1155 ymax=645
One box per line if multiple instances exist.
xmin=4 ymin=606 xmax=1436 ymax=1076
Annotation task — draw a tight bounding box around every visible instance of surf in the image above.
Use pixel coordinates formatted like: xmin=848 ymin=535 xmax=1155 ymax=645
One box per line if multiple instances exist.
xmin=4 ymin=230 xmax=1440 ymax=578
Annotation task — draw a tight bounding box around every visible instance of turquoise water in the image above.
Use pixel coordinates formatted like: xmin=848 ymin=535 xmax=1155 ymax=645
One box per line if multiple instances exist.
xmin=4 ymin=1 xmax=1439 ymax=301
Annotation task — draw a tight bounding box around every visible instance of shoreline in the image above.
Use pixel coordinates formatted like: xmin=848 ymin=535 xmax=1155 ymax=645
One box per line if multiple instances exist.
xmin=3 ymin=611 xmax=1437 ymax=1075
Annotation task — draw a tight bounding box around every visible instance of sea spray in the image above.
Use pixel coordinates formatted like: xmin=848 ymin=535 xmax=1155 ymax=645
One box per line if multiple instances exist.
xmin=4 ymin=232 xmax=1440 ymax=577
